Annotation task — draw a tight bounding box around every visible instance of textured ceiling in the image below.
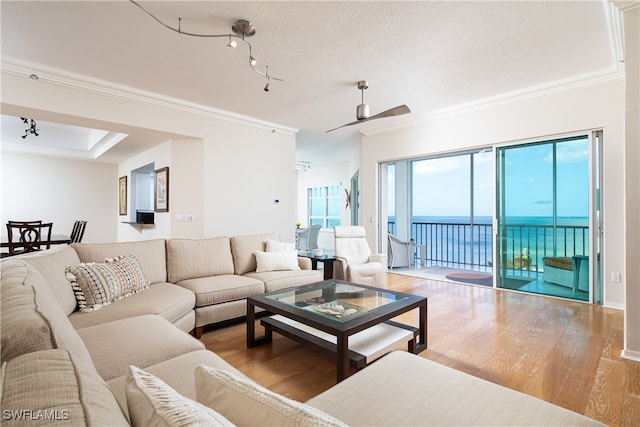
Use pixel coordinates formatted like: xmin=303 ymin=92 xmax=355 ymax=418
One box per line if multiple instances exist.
xmin=0 ymin=1 xmax=621 ymax=164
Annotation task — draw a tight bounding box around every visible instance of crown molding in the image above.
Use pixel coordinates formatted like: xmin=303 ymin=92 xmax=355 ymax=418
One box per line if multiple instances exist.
xmin=362 ymin=65 xmax=624 ymax=138
xmin=611 ymin=0 xmax=640 ymax=12
xmin=1 ymin=57 xmax=298 ymax=136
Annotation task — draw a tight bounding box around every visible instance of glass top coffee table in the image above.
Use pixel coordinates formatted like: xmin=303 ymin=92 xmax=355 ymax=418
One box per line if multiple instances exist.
xmin=247 ymin=280 xmax=427 ymax=382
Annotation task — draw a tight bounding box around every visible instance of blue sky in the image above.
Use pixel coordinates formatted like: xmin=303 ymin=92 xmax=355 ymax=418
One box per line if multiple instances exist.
xmin=389 ymin=137 xmax=590 ymax=218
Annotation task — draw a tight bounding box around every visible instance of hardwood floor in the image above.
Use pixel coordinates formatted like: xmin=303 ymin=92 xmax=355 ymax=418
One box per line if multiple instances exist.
xmin=201 ymin=272 xmax=640 ymax=427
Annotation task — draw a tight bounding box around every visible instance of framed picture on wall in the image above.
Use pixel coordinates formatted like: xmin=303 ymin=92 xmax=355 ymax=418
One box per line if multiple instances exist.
xmin=118 ymin=176 xmax=127 ymax=215
xmin=154 ymin=167 xmax=169 ymax=212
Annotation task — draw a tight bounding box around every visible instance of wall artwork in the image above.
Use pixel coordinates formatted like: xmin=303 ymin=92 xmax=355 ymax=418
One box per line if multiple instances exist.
xmin=154 ymin=167 xmax=169 ymax=212
xmin=119 ymin=176 xmax=127 ymax=215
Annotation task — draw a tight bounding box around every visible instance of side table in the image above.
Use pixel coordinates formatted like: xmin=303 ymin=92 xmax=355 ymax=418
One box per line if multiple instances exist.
xmin=298 ymin=251 xmax=336 ymax=280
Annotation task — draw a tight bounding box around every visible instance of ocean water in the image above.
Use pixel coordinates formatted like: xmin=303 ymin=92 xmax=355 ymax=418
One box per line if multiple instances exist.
xmin=388 ymin=216 xmax=589 ymax=270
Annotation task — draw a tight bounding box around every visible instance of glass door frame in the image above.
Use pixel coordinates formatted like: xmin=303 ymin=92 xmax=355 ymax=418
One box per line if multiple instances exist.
xmin=493 ymin=130 xmax=603 ymax=303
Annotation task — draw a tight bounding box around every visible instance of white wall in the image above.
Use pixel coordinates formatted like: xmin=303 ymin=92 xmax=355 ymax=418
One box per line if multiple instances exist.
xmin=1 ymin=67 xmax=298 ymax=244
xmin=618 ymin=2 xmax=640 ymax=361
xmin=202 ymin=121 xmax=297 ymax=242
xmin=361 ymin=80 xmax=626 ymax=310
xmin=0 ymin=153 xmax=117 ymax=242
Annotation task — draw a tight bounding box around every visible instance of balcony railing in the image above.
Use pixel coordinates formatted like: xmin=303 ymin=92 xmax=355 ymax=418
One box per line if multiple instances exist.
xmin=388 ymin=220 xmax=589 ymax=272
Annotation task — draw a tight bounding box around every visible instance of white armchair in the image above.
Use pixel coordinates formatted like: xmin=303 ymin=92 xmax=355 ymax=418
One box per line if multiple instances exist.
xmin=333 ymin=226 xmax=386 ymax=287
xmin=387 ymin=233 xmax=414 ymax=268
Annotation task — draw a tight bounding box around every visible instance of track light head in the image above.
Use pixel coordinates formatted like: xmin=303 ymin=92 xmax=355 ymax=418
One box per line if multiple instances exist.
xmin=264 ymin=83 xmax=269 ymax=92
xmin=226 ymin=36 xmax=237 ymax=48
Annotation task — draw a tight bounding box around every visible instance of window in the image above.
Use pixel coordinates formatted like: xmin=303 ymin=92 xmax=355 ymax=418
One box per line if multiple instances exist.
xmin=308 ymin=185 xmax=341 ymax=228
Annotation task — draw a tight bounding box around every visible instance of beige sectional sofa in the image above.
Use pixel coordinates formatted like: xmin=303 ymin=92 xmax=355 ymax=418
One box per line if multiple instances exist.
xmin=1 ymin=235 xmax=604 ymax=426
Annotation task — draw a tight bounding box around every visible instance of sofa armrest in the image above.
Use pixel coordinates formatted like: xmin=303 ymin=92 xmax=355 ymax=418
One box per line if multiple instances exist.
xmin=297 ymin=256 xmax=312 ymax=270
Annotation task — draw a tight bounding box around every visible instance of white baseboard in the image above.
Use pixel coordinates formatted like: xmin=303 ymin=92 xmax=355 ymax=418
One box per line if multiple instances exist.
xmin=621 ymin=349 xmax=640 ymax=363
xmin=603 ymin=301 xmax=625 ymax=310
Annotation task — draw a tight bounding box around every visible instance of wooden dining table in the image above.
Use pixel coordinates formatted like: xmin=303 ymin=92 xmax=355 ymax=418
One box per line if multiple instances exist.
xmin=0 ymin=234 xmax=71 ymax=248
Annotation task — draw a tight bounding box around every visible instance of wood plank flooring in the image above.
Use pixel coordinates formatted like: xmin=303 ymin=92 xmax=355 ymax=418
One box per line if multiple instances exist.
xmin=201 ymin=272 xmax=640 ymax=427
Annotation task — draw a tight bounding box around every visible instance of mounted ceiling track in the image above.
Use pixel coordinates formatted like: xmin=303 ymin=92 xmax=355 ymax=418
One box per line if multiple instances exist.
xmin=326 ymin=80 xmax=410 ymax=133
xmin=129 ymin=0 xmax=283 ymax=89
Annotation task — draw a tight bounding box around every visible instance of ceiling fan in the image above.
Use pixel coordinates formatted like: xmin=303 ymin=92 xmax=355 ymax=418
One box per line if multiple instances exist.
xmin=326 ymin=80 xmax=411 ymax=133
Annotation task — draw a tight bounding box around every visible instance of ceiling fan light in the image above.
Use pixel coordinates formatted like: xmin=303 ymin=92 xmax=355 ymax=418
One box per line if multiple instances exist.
xmin=356 ymin=103 xmax=369 ymax=120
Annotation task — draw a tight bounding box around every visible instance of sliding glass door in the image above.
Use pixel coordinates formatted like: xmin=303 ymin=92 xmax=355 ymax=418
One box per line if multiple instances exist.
xmin=496 ymin=134 xmax=601 ymax=302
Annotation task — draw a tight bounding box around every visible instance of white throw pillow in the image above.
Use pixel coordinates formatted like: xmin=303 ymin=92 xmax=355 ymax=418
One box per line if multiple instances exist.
xmin=265 ymin=239 xmax=295 ymax=252
xmin=126 ymin=365 xmax=235 ymax=427
xmin=255 ymin=250 xmax=300 ymax=272
xmin=195 ymin=365 xmax=347 ymax=427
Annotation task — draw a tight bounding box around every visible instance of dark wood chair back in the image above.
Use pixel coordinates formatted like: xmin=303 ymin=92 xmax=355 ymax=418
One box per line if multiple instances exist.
xmin=6 ymin=222 xmax=53 ymax=255
xmin=70 ymin=220 xmax=87 ymax=243
xmin=7 ymin=220 xmax=42 ymax=225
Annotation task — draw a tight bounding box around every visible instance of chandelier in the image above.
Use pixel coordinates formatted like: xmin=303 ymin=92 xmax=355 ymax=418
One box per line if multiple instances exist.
xmin=129 ymin=1 xmax=283 ymax=91
xmin=20 ymin=118 xmax=39 ymax=139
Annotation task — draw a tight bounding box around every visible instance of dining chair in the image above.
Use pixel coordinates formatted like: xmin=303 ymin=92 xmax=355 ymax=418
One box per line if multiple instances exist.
xmin=7 ymin=220 xmax=42 ymax=225
xmin=5 ymin=222 xmax=53 ymax=256
xmin=70 ymin=220 xmax=87 ymax=243
xmin=296 ymin=224 xmax=321 ymax=252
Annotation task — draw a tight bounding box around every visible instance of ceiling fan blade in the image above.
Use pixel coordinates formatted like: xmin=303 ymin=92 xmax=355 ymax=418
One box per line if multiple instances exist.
xmin=325 ymin=119 xmax=364 ymax=133
xmin=325 ymin=105 xmax=410 ymax=133
xmin=367 ymin=104 xmax=411 ymax=121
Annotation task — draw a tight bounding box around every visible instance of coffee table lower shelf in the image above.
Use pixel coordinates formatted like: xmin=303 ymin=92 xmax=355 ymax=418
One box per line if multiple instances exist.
xmin=261 ymin=315 xmax=416 ymax=371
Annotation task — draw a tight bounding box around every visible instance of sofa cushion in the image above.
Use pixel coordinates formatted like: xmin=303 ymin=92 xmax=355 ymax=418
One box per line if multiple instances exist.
xmin=167 ymin=237 xmax=235 ymax=283
xmin=0 ymin=260 xmax=95 ymax=366
xmin=255 ymin=250 xmax=301 ymax=273
xmin=265 ymin=239 xmax=295 ymax=252
xmin=195 ymin=365 xmax=347 ymax=427
xmin=306 ymin=351 xmax=604 ymax=426
xmin=245 ymin=269 xmax=323 ymax=293
xmin=107 ymin=350 xmax=250 ymax=416
xmin=72 ymin=239 xmax=168 ymax=284
xmin=21 ymin=245 xmax=81 ymax=315
xmin=1 ymin=349 xmax=128 ymax=426
xmin=176 ymin=275 xmax=264 ymax=308
xmin=126 ymin=365 xmax=234 ymax=427
xmin=230 ymin=233 xmax=280 ymax=275
xmin=68 ymin=282 xmax=195 ymax=330
xmin=66 ymin=255 xmax=150 ymax=312
xmin=77 ymin=314 xmax=204 ymax=381
xmin=1 ymin=261 xmax=55 ymax=361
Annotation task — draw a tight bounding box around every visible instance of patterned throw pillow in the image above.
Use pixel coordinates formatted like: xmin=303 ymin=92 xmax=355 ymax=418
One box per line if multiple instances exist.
xmin=65 ymin=255 xmax=150 ymax=312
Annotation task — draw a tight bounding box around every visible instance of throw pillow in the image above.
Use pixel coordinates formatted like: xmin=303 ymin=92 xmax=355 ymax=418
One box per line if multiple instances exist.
xmin=265 ymin=239 xmax=295 ymax=252
xmin=126 ymin=365 xmax=235 ymax=427
xmin=195 ymin=365 xmax=347 ymax=427
xmin=254 ymin=250 xmax=300 ymax=273
xmin=65 ymin=255 xmax=150 ymax=312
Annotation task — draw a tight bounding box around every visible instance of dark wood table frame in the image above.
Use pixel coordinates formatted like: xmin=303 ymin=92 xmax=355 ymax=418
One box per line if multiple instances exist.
xmin=298 ymin=252 xmax=336 ymax=280
xmin=247 ymin=281 xmax=427 ymax=382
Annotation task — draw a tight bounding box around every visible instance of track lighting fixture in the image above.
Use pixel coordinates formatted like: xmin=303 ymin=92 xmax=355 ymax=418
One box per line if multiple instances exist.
xmin=129 ymin=0 xmax=282 ymax=91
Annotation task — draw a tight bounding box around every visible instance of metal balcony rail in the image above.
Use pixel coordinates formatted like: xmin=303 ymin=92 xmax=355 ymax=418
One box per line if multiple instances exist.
xmin=388 ymin=220 xmax=589 ymax=271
